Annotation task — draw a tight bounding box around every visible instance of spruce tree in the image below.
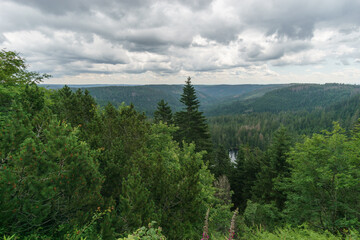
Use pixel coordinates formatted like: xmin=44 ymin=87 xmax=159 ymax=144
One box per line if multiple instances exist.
xmin=252 ymin=126 xmax=291 ymax=210
xmin=230 ymin=145 xmax=262 ymax=210
xmin=175 ymin=77 xmax=212 ymax=154
xmin=210 ymin=145 xmax=233 ymax=178
xmin=154 ymin=99 xmax=173 ymax=124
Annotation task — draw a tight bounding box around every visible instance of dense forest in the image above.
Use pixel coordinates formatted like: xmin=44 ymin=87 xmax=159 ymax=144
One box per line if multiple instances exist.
xmin=1 ymin=50 xmax=360 ymax=239
xmin=41 ymin=83 xmax=287 ymax=117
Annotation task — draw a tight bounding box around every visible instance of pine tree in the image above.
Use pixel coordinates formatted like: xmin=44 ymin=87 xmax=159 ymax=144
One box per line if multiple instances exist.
xmin=0 ymin=115 xmax=103 ymax=235
xmin=154 ymin=99 xmax=173 ymax=124
xmin=230 ymin=145 xmax=262 ymax=210
xmin=175 ymin=77 xmax=212 ymax=154
xmin=252 ymin=126 xmax=292 ymax=210
xmin=210 ymin=145 xmax=233 ymax=178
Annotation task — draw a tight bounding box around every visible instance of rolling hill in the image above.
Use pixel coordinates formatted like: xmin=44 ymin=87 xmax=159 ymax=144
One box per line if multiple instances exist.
xmin=206 ymin=83 xmax=360 ymax=116
xmin=41 ymin=84 xmax=289 ymax=115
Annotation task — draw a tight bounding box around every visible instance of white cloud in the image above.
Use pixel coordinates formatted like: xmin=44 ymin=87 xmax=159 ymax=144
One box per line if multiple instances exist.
xmin=1 ymin=0 xmax=360 ymax=84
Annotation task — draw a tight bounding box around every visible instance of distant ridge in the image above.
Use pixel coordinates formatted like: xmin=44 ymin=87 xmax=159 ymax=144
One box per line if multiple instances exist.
xmin=38 ymin=84 xmax=294 ymax=115
xmin=39 ymin=84 xmax=139 ymax=89
xmin=206 ymin=83 xmax=360 ymax=116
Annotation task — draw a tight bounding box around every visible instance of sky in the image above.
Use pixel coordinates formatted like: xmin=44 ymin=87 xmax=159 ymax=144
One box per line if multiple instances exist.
xmin=1 ymin=0 xmax=360 ymax=85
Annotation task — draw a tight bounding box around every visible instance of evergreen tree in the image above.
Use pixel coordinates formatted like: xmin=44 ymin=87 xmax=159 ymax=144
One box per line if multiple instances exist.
xmin=230 ymin=145 xmax=263 ymax=210
xmin=252 ymin=126 xmax=292 ymax=210
xmin=154 ymin=99 xmax=173 ymax=124
xmin=0 ymin=113 xmax=103 ymax=236
xmin=210 ymin=145 xmax=233 ymax=178
xmin=116 ymin=168 xmax=158 ymax=235
xmin=175 ymin=77 xmax=212 ymax=154
xmin=51 ymin=86 xmax=97 ymax=129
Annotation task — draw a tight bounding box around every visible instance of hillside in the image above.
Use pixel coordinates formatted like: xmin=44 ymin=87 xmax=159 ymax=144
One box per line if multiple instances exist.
xmin=41 ymin=83 xmax=360 ymax=119
xmin=79 ymin=85 xmax=184 ymax=115
xmin=209 ymin=91 xmax=360 ymax=149
xmin=194 ymin=84 xmax=286 ymax=100
xmin=41 ymin=84 xmax=288 ymax=115
xmin=206 ymin=83 xmax=360 ymax=116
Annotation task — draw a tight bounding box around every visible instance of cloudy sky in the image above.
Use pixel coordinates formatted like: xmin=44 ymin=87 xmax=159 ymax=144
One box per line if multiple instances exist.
xmin=1 ymin=0 xmax=360 ymax=85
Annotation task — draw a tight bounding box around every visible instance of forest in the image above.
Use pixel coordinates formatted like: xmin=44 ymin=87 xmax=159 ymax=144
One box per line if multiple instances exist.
xmin=1 ymin=49 xmax=360 ymax=239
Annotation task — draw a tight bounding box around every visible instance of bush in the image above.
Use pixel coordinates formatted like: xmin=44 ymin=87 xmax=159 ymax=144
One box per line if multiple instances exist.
xmin=118 ymin=222 xmax=166 ymax=240
xmin=243 ymin=226 xmax=359 ymax=240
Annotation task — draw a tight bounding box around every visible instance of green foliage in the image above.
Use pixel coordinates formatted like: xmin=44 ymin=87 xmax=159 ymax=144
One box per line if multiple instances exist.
xmin=75 ymin=85 xmax=184 ymax=117
xmin=252 ymin=126 xmax=292 ymax=210
xmin=285 ymin=123 xmax=360 ymax=232
xmin=243 ymin=200 xmax=283 ymax=231
xmin=65 ymin=208 xmax=112 ymax=240
xmin=118 ymin=222 xmax=166 ymax=240
xmin=175 ymin=77 xmax=212 ymax=154
xmin=230 ymin=146 xmax=263 ymax=210
xmin=208 ymin=176 xmax=234 ymax=237
xmin=244 ymin=226 xmax=356 ymax=240
xmin=116 ymin=169 xmax=158 ymax=235
xmin=51 ymin=86 xmax=97 ymax=132
xmin=209 ymin=87 xmax=360 ymax=150
xmin=208 ymin=83 xmax=360 ymax=116
xmin=210 ymin=146 xmax=232 ymax=178
xmin=0 ymin=116 xmax=103 ymax=236
xmin=70 ymin=101 xmax=214 ymax=239
xmin=154 ymin=100 xmax=173 ymax=124
xmin=135 ymin=124 xmax=214 ymax=239
xmin=92 ymin=103 xmax=149 ymax=201
xmin=4 ymin=51 xmax=360 ymax=239
xmin=2 ymin=236 xmax=16 ymax=240
xmin=0 ymin=50 xmax=50 ymax=85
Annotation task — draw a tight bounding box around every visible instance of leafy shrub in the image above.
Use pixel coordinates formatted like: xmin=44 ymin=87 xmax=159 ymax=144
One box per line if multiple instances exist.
xmin=118 ymin=222 xmax=166 ymax=240
xmin=243 ymin=200 xmax=282 ymax=231
xmin=244 ymin=226 xmax=359 ymax=240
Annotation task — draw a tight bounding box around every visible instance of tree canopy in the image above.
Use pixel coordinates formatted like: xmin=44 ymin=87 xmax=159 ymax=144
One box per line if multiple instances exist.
xmin=175 ymin=77 xmax=212 ymax=154
xmin=0 ymin=49 xmax=50 ymax=85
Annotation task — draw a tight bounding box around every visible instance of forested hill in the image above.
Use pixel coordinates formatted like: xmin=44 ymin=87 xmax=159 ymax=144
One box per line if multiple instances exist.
xmin=41 ymin=84 xmax=287 ymax=115
xmin=78 ymin=85 xmax=185 ymax=116
xmin=194 ymin=84 xmax=285 ymax=100
xmin=207 ymin=83 xmax=360 ymax=116
xmin=209 ymin=86 xmax=360 ymax=150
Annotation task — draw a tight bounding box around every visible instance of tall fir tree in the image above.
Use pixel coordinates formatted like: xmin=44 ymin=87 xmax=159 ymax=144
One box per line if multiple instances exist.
xmin=175 ymin=77 xmax=212 ymax=155
xmin=252 ymin=126 xmax=292 ymax=210
xmin=210 ymin=145 xmax=233 ymax=178
xmin=154 ymin=99 xmax=173 ymax=124
xmin=230 ymin=145 xmax=263 ymax=210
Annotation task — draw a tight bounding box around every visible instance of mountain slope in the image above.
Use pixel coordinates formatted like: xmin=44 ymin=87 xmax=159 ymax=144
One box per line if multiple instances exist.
xmin=209 ymin=92 xmax=360 ymax=149
xmin=64 ymin=84 xmax=289 ymax=115
xmin=206 ymin=83 xmax=360 ymax=116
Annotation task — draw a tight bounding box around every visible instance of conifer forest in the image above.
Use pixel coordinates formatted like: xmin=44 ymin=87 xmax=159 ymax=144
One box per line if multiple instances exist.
xmin=1 ymin=50 xmax=360 ymax=240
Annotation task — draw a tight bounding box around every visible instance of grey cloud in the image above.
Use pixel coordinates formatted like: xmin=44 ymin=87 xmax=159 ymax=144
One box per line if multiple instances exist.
xmin=246 ymin=41 xmax=311 ymax=62
xmin=10 ymin=0 xmax=91 ymax=15
xmin=272 ymin=56 xmax=324 ymax=66
xmin=339 ymin=26 xmax=360 ymax=35
xmin=241 ymin=0 xmax=360 ymax=39
xmin=178 ymin=0 xmax=213 ymax=10
xmin=200 ymin=24 xmax=242 ymax=44
xmin=247 ymin=48 xmax=284 ymax=62
xmin=2 ymin=0 xmax=360 ymax=78
xmin=341 ymin=59 xmax=350 ymax=65
xmin=9 ymin=0 xmax=153 ymax=15
xmin=266 ymin=21 xmax=314 ymax=40
xmin=125 ymin=31 xmax=173 ymax=48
